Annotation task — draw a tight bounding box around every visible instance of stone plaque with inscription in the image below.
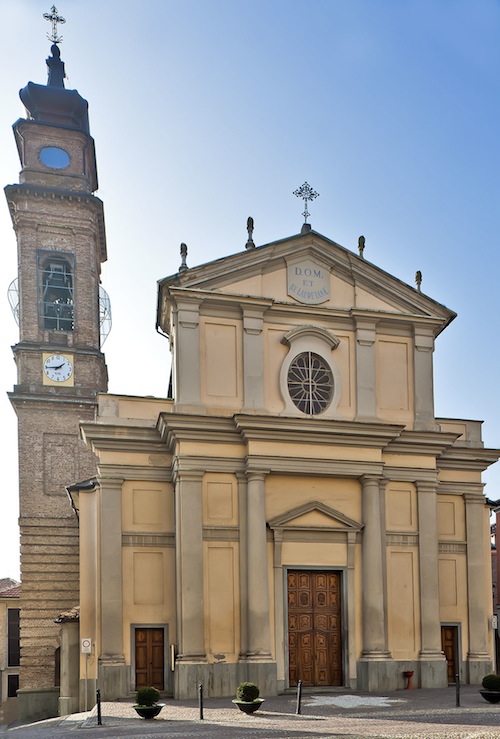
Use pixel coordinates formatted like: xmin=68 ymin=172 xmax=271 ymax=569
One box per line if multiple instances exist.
xmin=287 ymin=259 xmax=330 ymax=305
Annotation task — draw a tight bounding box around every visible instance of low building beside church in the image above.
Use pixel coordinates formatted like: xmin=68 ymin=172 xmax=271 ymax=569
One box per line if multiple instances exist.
xmin=74 ymin=227 xmax=499 ymax=703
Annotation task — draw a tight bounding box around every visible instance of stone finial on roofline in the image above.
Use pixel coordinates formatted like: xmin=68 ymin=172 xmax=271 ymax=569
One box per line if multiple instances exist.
xmin=246 ymin=216 xmax=255 ymax=249
xmin=358 ymin=235 xmax=365 ymax=258
xmin=179 ymin=243 xmax=188 ymax=272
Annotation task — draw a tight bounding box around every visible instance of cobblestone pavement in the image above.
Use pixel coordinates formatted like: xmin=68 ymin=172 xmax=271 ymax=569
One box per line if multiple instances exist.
xmin=3 ymin=685 xmax=500 ymax=738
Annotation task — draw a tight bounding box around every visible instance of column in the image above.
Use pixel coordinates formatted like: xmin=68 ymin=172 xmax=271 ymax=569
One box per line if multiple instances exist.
xmin=98 ymin=477 xmax=128 ymax=699
xmin=413 ymin=328 xmax=436 ymax=431
xmin=465 ymin=493 xmax=492 ymax=682
xmin=361 ymin=475 xmax=389 ymax=656
xmin=355 ymin=319 xmax=377 ymax=421
xmin=242 ymin=307 xmax=265 ymax=412
xmin=79 ymin=482 xmax=98 ymax=710
xmin=174 ymin=469 xmax=207 ymax=699
xmin=175 ymin=470 xmax=205 ymax=660
xmin=246 ymin=471 xmax=272 ymax=658
xmin=237 ymin=473 xmax=249 ymax=660
xmin=417 ymin=481 xmax=447 ymax=687
xmin=358 ymin=475 xmax=393 ymax=691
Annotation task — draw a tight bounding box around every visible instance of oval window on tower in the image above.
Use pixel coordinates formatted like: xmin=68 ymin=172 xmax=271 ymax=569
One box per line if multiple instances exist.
xmin=39 ymin=146 xmax=70 ymax=169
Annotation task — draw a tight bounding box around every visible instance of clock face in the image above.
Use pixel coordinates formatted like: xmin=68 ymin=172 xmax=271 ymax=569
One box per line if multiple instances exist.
xmin=43 ymin=354 xmax=73 ymax=382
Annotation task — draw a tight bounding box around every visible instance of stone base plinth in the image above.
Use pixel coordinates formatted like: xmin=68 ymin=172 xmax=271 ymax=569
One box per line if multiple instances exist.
xmin=98 ymin=659 xmax=129 ymax=700
xmin=18 ymin=687 xmax=60 ymax=723
xmin=79 ymin=677 xmax=98 ymax=712
xmin=357 ymin=658 xmax=397 ymax=691
xmin=468 ymin=657 xmax=493 ymax=685
xmin=174 ymin=660 xmax=277 ymax=699
xmin=420 ymin=657 xmax=448 ymax=688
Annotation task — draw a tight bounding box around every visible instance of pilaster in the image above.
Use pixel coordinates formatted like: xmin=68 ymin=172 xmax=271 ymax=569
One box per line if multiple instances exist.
xmin=242 ymin=307 xmax=265 ymax=412
xmin=358 ymin=474 xmax=393 ymax=690
xmin=360 ymin=475 xmax=390 ymax=656
xmin=246 ymin=471 xmax=272 ymax=658
xmin=465 ymin=493 xmax=492 ymax=682
xmin=413 ymin=328 xmax=436 ymax=431
xmin=355 ymin=319 xmax=377 ymax=421
xmin=174 ymin=469 xmax=206 ymax=661
xmin=98 ymin=477 xmax=128 ymax=699
xmin=173 ymin=298 xmax=202 ymax=409
xmin=416 ymin=480 xmax=447 ymax=687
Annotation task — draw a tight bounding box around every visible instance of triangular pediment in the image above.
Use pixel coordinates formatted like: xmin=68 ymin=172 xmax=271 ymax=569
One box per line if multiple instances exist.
xmin=158 ymin=230 xmax=455 ymax=330
xmin=267 ymin=500 xmax=363 ymax=532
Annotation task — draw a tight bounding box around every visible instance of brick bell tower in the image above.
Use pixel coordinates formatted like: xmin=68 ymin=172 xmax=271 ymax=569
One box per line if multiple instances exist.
xmin=5 ymin=15 xmax=109 ymax=722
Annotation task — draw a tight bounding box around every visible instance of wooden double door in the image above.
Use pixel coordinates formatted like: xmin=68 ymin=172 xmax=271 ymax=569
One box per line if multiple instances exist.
xmin=135 ymin=628 xmax=165 ymax=690
xmin=288 ymin=570 xmax=343 ymax=687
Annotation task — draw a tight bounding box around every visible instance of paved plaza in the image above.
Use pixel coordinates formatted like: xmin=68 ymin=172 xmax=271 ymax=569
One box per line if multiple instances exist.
xmin=3 ymin=685 xmax=500 ymax=738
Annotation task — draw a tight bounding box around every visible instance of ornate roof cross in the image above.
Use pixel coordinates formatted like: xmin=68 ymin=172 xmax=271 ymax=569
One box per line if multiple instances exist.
xmin=293 ymin=182 xmax=319 ymax=225
xmin=43 ymin=5 xmax=66 ymax=44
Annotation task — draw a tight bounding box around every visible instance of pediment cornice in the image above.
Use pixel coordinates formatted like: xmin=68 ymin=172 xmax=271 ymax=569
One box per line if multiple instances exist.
xmin=157 ymin=231 xmax=455 ymax=334
xmin=268 ymin=500 xmax=363 ymax=532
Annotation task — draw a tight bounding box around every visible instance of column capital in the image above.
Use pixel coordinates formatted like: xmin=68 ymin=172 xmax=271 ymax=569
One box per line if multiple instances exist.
xmin=242 ymin=306 xmax=265 ymax=335
xmin=464 ymin=492 xmax=487 ymax=505
xmin=360 ymin=474 xmax=384 ymax=487
xmin=172 ymin=466 xmax=204 ymax=486
xmin=246 ymin=468 xmax=270 ymax=482
xmin=416 ymin=480 xmax=438 ymax=494
xmin=176 ymin=297 xmax=202 ymax=329
xmin=98 ymin=477 xmax=124 ymax=492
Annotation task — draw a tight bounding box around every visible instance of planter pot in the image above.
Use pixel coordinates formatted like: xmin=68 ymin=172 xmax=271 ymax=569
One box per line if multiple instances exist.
xmin=133 ymin=703 xmax=165 ymax=719
xmin=232 ymin=698 xmax=265 ymax=714
xmin=480 ymin=691 xmax=500 ymax=704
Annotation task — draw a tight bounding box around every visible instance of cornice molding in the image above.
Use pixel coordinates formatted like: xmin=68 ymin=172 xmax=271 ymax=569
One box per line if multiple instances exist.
xmin=383 ymin=467 xmax=438 ymax=484
xmin=245 ymin=455 xmax=383 ymax=478
xmin=438 ymin=446 xmax=500 ymax=472
xmin=437 ymin=481 xmax=485 ymax=495
xmin=5 ymin=184 xmax=106 ymax=261
xmin=95 ymin=465 xmax=171 ymax=483
xmin=80 ymin=423 xmax=166 ymax=455
xmin=234 ymin=414 xmax=404 ymax=448
xmin=383 ymin=430 xmax=459 ymax=457
xmin=9 ymin=391 xmax=97 ymax=410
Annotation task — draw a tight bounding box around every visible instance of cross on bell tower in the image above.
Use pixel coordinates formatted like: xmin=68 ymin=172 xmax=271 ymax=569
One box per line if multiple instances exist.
xmin=43 ymin=5 xmax=66 ymax=43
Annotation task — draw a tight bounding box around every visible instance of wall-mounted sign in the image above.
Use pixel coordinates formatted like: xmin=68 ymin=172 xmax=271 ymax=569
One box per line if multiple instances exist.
xmin=81 ymin=637 xmax=92 ymax=654
xmin=287 ymin=259 xmax=330 ymax=305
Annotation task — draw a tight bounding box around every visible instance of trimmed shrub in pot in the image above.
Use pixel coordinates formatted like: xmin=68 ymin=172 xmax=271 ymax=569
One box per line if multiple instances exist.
xmin=480 ymin=674 xmax=500 ymax=703
xmin=232 ymin=682 xmax=265 ymax=713
xmin=133 ymin=686 xmax=164 ymax=719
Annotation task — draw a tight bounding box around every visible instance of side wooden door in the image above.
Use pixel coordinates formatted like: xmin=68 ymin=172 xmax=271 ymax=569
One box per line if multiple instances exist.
xmin=288 ymin=570 xmax=342 ymax=687
xmin=135 ymin=628 xmax=165 ymax=690
xmin=441 ymin=625 xmax=458 ymax=684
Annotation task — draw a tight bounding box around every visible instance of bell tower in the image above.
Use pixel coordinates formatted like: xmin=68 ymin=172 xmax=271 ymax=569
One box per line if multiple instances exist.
xmin=5 ymin=18 xmax=109 ymax=721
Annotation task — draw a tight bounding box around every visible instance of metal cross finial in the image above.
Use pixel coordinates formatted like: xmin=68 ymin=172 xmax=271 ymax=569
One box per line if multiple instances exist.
xmin=293 ymin=182 xmax=319 ymax=224
xmin=43 ymin=5 xmax=66 ymax=44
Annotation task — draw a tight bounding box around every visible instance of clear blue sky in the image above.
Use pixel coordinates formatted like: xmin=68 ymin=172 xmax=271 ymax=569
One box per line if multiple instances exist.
xmin=1 ymin=0 xmax=499 ymax=579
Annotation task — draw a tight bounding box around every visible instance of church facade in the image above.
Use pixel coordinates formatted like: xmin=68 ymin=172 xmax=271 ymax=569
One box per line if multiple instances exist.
xmin=5 ymin=32 xmax=499 ymax=718
xmin=76 ymin=228 xmax=498 ymax=703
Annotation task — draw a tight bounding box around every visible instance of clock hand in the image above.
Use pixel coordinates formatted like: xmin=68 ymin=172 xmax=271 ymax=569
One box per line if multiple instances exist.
xmin=46 ymin=363 xmax=65 ymax=370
